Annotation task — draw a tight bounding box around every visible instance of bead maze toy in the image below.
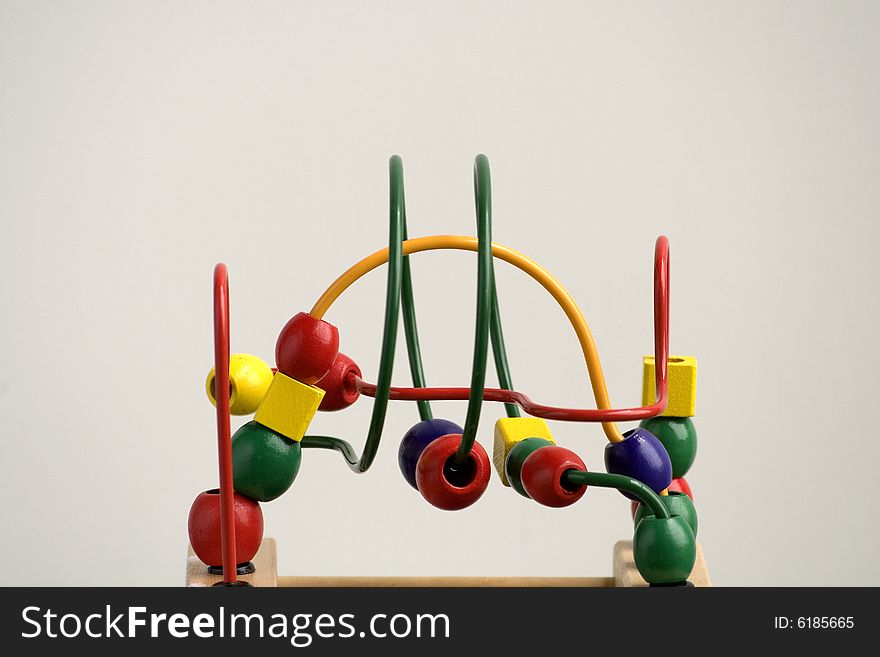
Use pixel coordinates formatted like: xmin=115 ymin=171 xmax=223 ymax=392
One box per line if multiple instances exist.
xmin=186 ymin=155 xmax=710 ymax=588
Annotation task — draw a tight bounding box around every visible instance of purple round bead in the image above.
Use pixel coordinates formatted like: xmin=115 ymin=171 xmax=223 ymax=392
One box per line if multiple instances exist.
xmin=604 ymin=427 xmax=673 ymax=500
xmin=398 ymin=418 xmax=463 ymax=490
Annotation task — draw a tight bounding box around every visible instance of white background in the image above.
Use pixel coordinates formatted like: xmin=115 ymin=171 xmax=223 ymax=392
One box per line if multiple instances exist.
xmin=1 ymin=1 xmax=878 ymax=586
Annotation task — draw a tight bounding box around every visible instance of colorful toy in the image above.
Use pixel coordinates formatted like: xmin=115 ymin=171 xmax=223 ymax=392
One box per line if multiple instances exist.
xmin=186 ymin=155 xmax=708 ymax=587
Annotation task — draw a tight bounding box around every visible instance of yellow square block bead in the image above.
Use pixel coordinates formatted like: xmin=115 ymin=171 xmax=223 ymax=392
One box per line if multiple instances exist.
xmin=254 ymin=372 xmax=325 ymax=442
xmin=493 ymin=417 xmax=555 ymax=486
xmin=642 ymin=355 xmax=697 ymax=417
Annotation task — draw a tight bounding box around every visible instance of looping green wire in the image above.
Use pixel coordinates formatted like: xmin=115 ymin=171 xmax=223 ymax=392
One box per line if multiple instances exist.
xmin=302 ymin=155 xmax=517 ymax=472
xmin=400 ymin=216 xmax=433 ymax=422
xmin=299 ymin=156 xmax=666 ymax=505
xmin=451 ymin=155 xmax=493 ymax=466
xmin=300 ymin=157 xmax=404 ymax=473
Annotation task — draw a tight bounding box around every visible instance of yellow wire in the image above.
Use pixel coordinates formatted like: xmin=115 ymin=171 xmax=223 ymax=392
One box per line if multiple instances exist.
xmin=310 ymin=235 xmax=625 ymax=444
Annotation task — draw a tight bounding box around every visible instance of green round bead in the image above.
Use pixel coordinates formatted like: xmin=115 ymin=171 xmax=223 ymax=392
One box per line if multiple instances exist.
xmin=639 ymin=416 xmax=697 ymax=478
xmin=634 ymin=491 xmax=698 ymax=538
xmin=633 ymin=516 xmax=696 ymax=585
xmin=505 ymin=438 xmax=554 ymax=498
xmin=232 ymin=420 xmax=302 ymax=502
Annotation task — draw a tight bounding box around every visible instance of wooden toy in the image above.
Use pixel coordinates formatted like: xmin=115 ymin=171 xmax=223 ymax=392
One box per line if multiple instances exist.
xmin=230 ymin=421 xmax=302 ymax=501
xmin=186 ymin=155 xmax=711 ymax=587
xmin=315 ymin=353 xmax=362 ymax=411
xmin=641 ymin=355 xmax=697 ymax=417
xmin=253 ymin=372 xmax=324 ymax=442
xmin=493 ymin=417 xmax=556 ymax=486
xmin=187 ymin=490 xmax=263 ymax=573
xmin=505 ymin=437 xmax=555 ymax=498
xmin=519 ymin=445 xmax=587 ymax=508
xmin=398 ymin=418 xmax=464 ymax=490
xmin=205 ymin=353 xmax=273 ymax=415
xmin=415 ymin=433 xmax=491 ymax=510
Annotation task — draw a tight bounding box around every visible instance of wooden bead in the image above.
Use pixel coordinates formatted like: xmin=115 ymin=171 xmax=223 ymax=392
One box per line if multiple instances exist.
xmin=604 ymin=428 xmax=672 ymax=500
xmin=205 ymin=353 xmax=273 ymax=416
xmin=415 ymin=434 xmax=490 ymax=511
xmin=253 ymin=372 xmax=324 ymax=442
xmin=634 ymin=491 xmax=698 ymax=537
xmin=639 ymin=416 xmax=697 ymax=478
xmin=232 ymin=421 xmax=302 ymax=502
xmin=632 ymin=516 xmax=696 ymax=585
xmin=316 ymin=353 xmax=362 ymax=412
xmin=668 ymin=476 xmax=693 ymax=499
xmin=187 ymin=489 xmax=263 ymax=568
xmin=642 ymin=355 xmax=697 ymax=417
xmin=520 ymin=445 xmax=587 ymax=508
xmin=275 ymin=312 xmax=339 ymax=384
xmin=397 ymin=419 xmax=463 ymax=490
xmin=504 ymin=438 xmax=554 ymax=498
xmin=492 ymin=417 xmax=555 ymax=486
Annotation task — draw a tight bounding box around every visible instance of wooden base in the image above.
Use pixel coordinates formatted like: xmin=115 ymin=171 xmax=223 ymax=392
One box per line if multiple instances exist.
xmin=612 ymin=540 xmax=712 ymax=587
xmin=187 ymin=538 xmax=711 ymax=587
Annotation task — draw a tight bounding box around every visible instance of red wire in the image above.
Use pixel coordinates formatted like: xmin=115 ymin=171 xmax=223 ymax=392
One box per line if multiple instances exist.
xmin=354 ymin=236 xmax=670 ymax=423
xmin=213 ymin=264 xmax=237 ymax=583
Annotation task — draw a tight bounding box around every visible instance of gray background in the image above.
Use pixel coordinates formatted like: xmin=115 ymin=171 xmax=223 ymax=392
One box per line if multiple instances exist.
xmin=1 ymin=0 xmax=878 ymax=586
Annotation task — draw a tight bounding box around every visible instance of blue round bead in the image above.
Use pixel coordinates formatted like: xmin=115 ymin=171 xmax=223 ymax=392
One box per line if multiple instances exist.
xmin=398 ymin=418 xmax=463 ymax=490
xmin=604 ymin=427 xmax=673 ymax=500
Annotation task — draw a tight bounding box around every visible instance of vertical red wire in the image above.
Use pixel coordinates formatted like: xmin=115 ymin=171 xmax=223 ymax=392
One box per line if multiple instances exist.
xmin=213 ymin=263 xmax=237 ymax=584
xmin=653 ymin=236 xmax=670 ymax=410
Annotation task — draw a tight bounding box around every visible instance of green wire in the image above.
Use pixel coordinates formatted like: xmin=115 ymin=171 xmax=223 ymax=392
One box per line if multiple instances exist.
xmin=302 ymin=154 xmax=522 ymax=474
xmin=452 ymin=154 xmax=494 ymax=467
xmin=563 ymin=470 xmax=670 ymax=519
xmin=298 ymin=156 xmax=664 ymax=509
xmin=352 ymin=154 xmax=406 ymax=472
xmin=299 ymin=435 xmax=360 ymax=469
xmin=490 ymin=286 xmax=520 ymax=418
xmin=400 ymin=216 xmax=433 ymax=422
xmin=303 ymin=156 xmax=405 ymax=473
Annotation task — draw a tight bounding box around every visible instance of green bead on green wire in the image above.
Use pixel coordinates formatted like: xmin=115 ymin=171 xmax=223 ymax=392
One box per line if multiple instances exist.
xmin=634 ymin=490 xmax=698 ymax=537
xmin=505 ymin=438 xmax=554 ymax=498
xmin=633 ymin=515 xmax=696 ymax=585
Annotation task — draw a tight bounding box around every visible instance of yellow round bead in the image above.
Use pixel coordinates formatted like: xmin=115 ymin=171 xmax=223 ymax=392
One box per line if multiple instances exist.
xmin=205 ymin=353 xmax=273 ymax=415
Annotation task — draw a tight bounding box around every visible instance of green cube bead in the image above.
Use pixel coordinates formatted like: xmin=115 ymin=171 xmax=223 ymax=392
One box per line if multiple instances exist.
xmin=639 ymin=416 xmax=697 ymax=478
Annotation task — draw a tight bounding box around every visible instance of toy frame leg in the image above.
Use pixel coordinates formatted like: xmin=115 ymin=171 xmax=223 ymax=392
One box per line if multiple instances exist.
xmin=186 ymin=538 xmax=711 ymax=587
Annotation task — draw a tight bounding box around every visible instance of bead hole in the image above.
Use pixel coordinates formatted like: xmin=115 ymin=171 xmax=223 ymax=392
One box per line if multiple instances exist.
xmin=443 ymin=453 xmax=477 ymax=488
xmin=560 ymin=469 xmax=582 ymax=493
xmin=208 ymin=375 xmax=235 ymax=404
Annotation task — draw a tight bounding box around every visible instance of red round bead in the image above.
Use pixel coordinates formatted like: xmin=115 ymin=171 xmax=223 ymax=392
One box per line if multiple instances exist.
xmin=316 ymin=352 xmax=361 ymax=411
xmin=668 ymin=476 xmax=693 ymax=500
xmin=187 ymin=489 xmax=264 ymax=567
xmin=520 ymin=446 xmax=587 ymax=508
xmin=415 ymin=434 xmax=490 ymax=511
xmin=275 ymin=312 xmax=339 ymax=384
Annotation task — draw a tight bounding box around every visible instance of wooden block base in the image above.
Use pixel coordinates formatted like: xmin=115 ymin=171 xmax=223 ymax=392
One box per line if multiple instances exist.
xmin=186 ymin=538 xmax=710 ymax=587
xmin=612 ymin=540 xmax=712 ymax=587
xmin=186 ymin=538 xmax=278 ymax=587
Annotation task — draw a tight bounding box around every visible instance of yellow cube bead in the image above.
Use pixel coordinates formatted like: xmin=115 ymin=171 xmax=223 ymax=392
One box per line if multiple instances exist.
xmin=254 ymin=372 xmax=325 ymax=442
xmin=493 ymin=417 xmax=555 ymax=486
xmin=641 ymin=355 xmax=697 ymax=417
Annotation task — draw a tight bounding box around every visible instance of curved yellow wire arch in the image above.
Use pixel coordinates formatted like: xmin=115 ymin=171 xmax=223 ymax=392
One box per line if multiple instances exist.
xmin=311 ymin=235 xmax=626 ymax=444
